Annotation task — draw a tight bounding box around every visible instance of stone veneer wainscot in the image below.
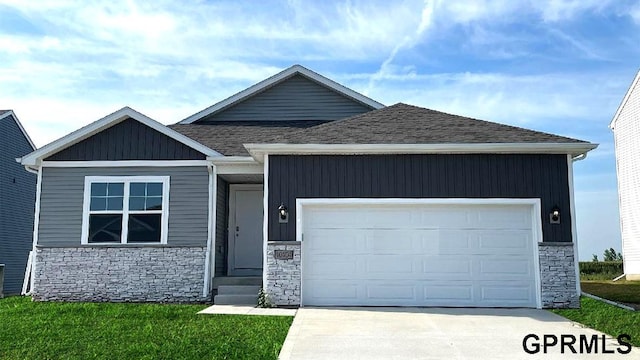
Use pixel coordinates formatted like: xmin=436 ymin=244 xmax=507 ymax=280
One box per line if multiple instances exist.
xmin=538 ymin=242 xmax=579 ymax=308
xmin=33 ymin=246 xmax=207 ymax=303
xmin=265 ymin=241 xmax=301 ymax=306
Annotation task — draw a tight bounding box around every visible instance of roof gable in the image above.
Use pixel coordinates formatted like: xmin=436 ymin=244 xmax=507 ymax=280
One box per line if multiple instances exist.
xmin=0 ymin=110 xmax=36 ymax=150
xmin=180 ymin=65 xmax=384 ymax=124
xmin=20 ymin=107 xmax=220 ymax=166
xmin=47 ymin=117 xmax=206 ymax=161
xmin=610 ymin=69 xmax=640 ymax=129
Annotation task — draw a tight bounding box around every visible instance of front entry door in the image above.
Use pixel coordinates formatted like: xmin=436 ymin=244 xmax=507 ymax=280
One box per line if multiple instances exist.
xmin=228 ymin=185 xmax=264 ymax=276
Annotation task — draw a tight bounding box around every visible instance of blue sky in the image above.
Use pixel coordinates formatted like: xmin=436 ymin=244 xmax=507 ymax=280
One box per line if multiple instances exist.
xmin=1 ymin=0 xmax=639 ymax=260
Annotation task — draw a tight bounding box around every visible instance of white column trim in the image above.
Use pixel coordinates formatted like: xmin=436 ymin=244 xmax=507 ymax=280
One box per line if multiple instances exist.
xmin=262 ymin=154 xmax=269 ymax=289
xmin=203 ymin=164 xmax=217 ymax=298
xmin=567 ymin=154 xmax=581 ymax=295
xmin=28 ymin=166 xmax=43 ymax=294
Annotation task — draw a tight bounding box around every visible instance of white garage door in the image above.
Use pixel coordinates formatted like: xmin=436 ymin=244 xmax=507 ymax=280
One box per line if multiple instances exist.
xmin=301 ymin=201 xmax=540 ymax=308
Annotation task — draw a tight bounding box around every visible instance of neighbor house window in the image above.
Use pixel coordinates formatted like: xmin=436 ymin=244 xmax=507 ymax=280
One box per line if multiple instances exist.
xmin=81 ymin=176 xmax=169 ymax=244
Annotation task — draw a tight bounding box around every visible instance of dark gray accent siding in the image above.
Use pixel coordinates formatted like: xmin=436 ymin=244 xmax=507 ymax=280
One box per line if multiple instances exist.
xmin=38 ymin=167 xmax=208 ymax=247
xmin=268 ymin=154 xmax=571 ymax=243
xmin=0 ymin=116 xmax=36 ymax=294
xmin=198 ymin=75 xmax=373 ymax=123
xmin=46 ymin=118 xmax=206 ymax=161
xmin=215 ymin=177 xmax=228 ymax=276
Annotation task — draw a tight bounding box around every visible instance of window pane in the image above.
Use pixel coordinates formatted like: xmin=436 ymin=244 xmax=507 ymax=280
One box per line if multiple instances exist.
xmin=129 ymin=197 xmax=146 ymax=211
xmin=88 ymin=214 xmax=122 ymax=243
xmin=146 ymin=196 xmax=163 ymax=210
xmin=147 ymin=183 xmax=163 ymax=196
xmin=91 ymin=183 xmax=107 ymax=196
xmin=128 ymin=214 xmax=161 ymax=243
xmin=90 ymin=197 xmax=107 ymax=211
xmin=108 ymin=183 xmax=124 ymax=196
xmin=107 ymin=196 xmax=123 ymax=210
xmin=130 ymin=183 xmax=146 ymax=196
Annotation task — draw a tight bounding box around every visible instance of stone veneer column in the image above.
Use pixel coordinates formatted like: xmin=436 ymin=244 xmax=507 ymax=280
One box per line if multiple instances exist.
xmin=33 ymin=246 xmax=207 ymax=303
xmin=265 ymin=241 xmax=301 ymax=306
xmin=538 ymin=242 xmax=580 ymax=308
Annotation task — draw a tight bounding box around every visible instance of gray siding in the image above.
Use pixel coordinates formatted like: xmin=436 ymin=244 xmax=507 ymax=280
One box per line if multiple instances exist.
xmin=198 ymin=75 xmax=373 ymax=123
xmin=38 ymin=166 xmax=208 ymax=247
xmin=268 ymin=154 xmax=571 ymax=243
xmin=0 ymin=115 xmax=36 ymax=294
xmin=215 ymin=177 xmax=228 ymax=276
xmin=47 ymin=118 xmax=206 ymax=161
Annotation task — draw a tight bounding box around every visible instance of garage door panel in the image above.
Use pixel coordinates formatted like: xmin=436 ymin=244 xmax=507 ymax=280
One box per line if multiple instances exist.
xmin=422 ymin=258 xmax=472 ymax=274
xmin=365 ymin=256 xmax=414 ymax=273
xmin=365 ymin=231 xmax=417 ymax=254
xmin=478 ymin=231 xmax=531 ymax=250
xmin=302 ymin=202 xmax=539 ymax=308
xmin=305 ymin=229 xmax=360 ymax=253
xmin=424 ymin=284 xmax=473 ymax=301
xmin=479 ymin=259 xmax=532 ymax=276
xmin=366 ymin=285 xmax=417 ymax=300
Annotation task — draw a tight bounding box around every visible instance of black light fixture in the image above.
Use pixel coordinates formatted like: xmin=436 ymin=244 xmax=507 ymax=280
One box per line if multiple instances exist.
xmin=550 ymin=205 xmax=560 ymax=224
xmin=278 ymin=203 xmax=289 ymax=223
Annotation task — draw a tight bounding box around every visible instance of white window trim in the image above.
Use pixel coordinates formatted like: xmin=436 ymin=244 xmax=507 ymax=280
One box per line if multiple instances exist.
xmin=81 ymin=176 xmax=170 ymax=245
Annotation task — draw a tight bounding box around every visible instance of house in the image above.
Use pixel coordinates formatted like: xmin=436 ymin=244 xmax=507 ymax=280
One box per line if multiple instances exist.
xmin=0 ymin=110 xmax=36 ymax=295
xmin=19 ymin=65 xmax=597 ymax=308
xmin=610 ymin=70 xmax=640 ymax=281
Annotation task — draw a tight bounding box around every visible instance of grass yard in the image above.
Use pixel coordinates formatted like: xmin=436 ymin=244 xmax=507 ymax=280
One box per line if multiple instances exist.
xmin=581 ymin=280 xmax=640 ymax=310
xmin=552 ymin=297 xmax=640 ymax=347
xmin=0 ymin=296 xmax=293 ymax=360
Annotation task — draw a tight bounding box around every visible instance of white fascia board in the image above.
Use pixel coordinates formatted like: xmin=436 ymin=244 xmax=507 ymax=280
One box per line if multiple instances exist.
xmin=179 ymin=64 xmax=384 ymax=124
xmin=40 ymin=160 xmax=211 ymax=167
xmin=207 ymin=156 xmax=263 ymax=175
xmin=20 ymin=107 xmax=221 ymax=166
xmin=610 ymin=69 xmax=640 ymax=130
xmin=244 ymin=142 xmax=599 ymax=162
xmin=0 ymin=110 xmax=36 ymax=150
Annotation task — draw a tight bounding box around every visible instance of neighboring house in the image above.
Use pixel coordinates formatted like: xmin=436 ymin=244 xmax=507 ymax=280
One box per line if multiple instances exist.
xmin=0 ymin=110 xmax=36 ymax=295
xmin=19 ymin=65 xmax=597 ymax=308
xmin=610 ymin=70 xmax=640 ymax=281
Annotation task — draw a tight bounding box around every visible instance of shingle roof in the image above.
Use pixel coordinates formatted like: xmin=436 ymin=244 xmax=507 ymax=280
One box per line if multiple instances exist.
xmin=0 ymin=110 xmax=10 ymax=116
xmin=169 ymin=121 xmax=329 ymax=156
xmin=275 ymin=103 xmax=587 ymax=144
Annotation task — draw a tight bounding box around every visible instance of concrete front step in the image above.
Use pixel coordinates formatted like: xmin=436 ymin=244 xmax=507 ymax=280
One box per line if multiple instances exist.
xmin=218 ymin=285 xmax=261 ymax=295
xmin=214 ymin=294 xmax=258 ymax=305
xmin=212 ymin=276 xmax=262 ymax=288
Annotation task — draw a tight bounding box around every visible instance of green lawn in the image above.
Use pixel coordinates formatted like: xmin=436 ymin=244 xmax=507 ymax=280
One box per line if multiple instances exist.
xmin=552 ymin=297 xmax=640 ymax=347
xmin=581 ymin=280 xmax=640 ymax=309
xmin=0 ymin=296 xmax=293 ymax=360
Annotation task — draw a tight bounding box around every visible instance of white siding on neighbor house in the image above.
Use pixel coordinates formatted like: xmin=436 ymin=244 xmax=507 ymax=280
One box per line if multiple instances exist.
xmin=38 ymin=166 xmax=209 ymax=247
xmin=613 ymin=75 xmax=640 ymax=276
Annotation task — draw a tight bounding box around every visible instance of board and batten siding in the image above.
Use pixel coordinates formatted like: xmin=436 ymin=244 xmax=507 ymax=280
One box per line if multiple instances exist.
xmin=46 ymin=118 xmax=206 ymax=161
xmin=38 ymin=167 xmax=208 ymax=247
xmin=0 ymin=115 xmax=36 ymax=294
xmin=215 ymin=177 xmax=229 ymax=276
xmin=198 ymin=75 xmax=373 ymax=123
xmin=268 ymin=154 xmax=571 ymax=243
xmin=612 ymin=76 xmax=640 ymax=276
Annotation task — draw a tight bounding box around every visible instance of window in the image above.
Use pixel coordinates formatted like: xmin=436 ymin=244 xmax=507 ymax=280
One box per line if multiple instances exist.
xmin=82 ymin=176 xmax=169 ymax=244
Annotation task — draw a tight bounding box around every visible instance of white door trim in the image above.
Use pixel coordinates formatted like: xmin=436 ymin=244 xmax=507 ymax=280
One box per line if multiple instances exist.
xmin=296 ymin=197 xmax=543 ymax=309
xmin=228 ymin=184 xmax=264 ymax=276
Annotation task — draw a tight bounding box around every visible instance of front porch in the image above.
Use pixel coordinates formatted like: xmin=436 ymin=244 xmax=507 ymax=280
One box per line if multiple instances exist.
xmin=211 ymin=169 xmax=264 ymax=305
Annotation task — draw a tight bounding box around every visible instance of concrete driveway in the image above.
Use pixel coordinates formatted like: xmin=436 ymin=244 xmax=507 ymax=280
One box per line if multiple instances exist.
xmin=279 ymin=307 xmax=639 ymax=359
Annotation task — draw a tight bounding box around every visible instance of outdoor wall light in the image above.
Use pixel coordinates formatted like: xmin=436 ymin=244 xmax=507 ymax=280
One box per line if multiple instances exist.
xmin=278 ymin=203 xmax=289 ymax=223
xmin=549 ymin=206 xmax=561 ymax=224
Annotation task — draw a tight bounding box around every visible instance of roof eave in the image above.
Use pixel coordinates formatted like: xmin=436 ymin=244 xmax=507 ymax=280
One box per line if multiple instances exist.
xmin=244 ymin=143 xmax=599 ymax=162
xmin=610 ymin=69 xmax=640 ymax=130
xmin=178 ymin=64 xmax=384 ymax=124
